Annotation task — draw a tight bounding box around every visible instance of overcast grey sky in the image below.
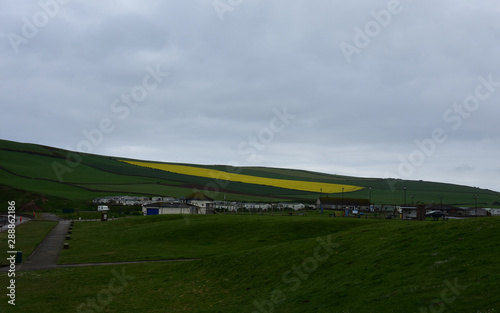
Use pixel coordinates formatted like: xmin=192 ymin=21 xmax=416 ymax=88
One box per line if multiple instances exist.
xmin=1 ymin=0 xmax=500 ymax=192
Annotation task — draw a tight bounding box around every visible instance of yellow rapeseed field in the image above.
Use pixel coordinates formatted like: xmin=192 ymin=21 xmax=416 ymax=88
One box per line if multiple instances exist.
xmin=122 ymin=160 xmax=364 ymax=194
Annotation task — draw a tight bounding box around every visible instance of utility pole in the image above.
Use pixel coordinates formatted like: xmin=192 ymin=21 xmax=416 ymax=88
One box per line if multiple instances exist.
xmin=473 ymin=195 xmax=479 ymax=217
xmin=404 ymin=186 xmax=407 ymax=205
xmin=341 ymin=187 xmax=344 ymax=211
xmin=369 ymin=186 xmax=372 ymax=205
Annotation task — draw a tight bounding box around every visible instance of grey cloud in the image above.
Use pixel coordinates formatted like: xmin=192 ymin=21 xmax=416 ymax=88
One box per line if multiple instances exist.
xmin=1 ymin=0 xmax=500 ymax=191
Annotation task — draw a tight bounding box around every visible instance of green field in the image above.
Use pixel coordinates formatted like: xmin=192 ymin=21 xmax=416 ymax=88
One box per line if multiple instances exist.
xmin=1 ymin=214 xmax=499 ymax=312
xmin=1 ymin=138 xmax=500 ymax=212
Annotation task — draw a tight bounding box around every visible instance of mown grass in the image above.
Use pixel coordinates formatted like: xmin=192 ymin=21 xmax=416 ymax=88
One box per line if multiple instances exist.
xmin=1 ymin=215 xmax=499 ymax=312
xmin=0 ymin=220 xmax=57 ymax=265
xmin=59 ymin=214 xmax=378 ymax=264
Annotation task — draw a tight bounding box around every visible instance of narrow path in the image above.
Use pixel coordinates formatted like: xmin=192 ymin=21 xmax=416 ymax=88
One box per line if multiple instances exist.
xmin=0 ymin=215 xmax=31 ymax=232
xmin=57 ymin=258 xmax=198 ymax=268
xmin=18 ymin=220 xmax=71 ymax=271
xmin=1 ymin=215 xmax=198 ymax=272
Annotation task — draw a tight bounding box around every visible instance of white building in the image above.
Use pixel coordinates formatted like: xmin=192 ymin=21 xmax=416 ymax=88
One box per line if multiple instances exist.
xmin=184 ymin=192 xmax=214 ymax=213
xmin=486 ymin=208 xmax=500 ymax=216
xmin=243 ymin=203 xmax=272 ymax=211
xmin=142 ymin=202 xmax=197 ymax=215
xmin=280 ymin=203 xmax=306 ymax=211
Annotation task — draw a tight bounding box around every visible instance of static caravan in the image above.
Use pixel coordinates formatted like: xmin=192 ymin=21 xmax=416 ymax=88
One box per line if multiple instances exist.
xmin=97 ymin=205 xmax=110 ymax=211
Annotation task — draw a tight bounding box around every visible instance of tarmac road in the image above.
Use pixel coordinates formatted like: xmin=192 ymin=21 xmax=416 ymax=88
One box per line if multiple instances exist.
xmin=0 ymin=215 xmax=31 ymax=233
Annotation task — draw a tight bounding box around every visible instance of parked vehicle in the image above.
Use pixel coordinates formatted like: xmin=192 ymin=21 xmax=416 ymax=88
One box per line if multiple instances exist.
xmin=425 ymin=210 xmax=444 ymax=218
xmin=97 ymin=205 xmax=110 ymax=212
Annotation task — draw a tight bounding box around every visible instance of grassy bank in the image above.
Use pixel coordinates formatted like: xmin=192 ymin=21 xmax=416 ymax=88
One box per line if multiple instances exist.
xmin=0 ymin=215 xmax=498 ymax=312
xmin=59 ymin=214 xmax=379 ymax=264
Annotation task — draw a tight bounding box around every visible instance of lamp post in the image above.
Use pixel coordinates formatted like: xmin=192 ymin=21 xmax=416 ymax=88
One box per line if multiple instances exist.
xmin=410 ymin=194 xmax=415 ymax=206
xmin=319 ymin=188 xmax=323 ymax=213
xmin=473 ymin=195 xmax=479 ymax=217
xmin=404 ymin=186 xmax=407 ymax=205
xmin=341 ymin=187 xmax=344 ymax=211
xmin=369 ymin=186 xmax=372 ymax=205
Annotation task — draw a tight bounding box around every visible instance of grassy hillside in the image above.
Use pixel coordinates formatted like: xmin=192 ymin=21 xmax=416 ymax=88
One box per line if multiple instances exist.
xmin=59 ymin=214 xmax=373 ymax=264
xmin=1 ymin=138 xmax=500 ymax=211
xmin=1 ymin=214 xmax=499 ymax=312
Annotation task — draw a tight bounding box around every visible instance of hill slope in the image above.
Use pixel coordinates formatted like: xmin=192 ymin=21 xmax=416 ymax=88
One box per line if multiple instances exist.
xmin=1 ymin=138 xmax=499 ymax=211
xmin=1 ymin=214 xmax=499 ymax=312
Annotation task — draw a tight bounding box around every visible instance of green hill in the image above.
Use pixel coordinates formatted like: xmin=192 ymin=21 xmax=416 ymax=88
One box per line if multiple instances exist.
xmin=1 ymin=214 xmax=499 ymax=312
xmin=1 ymin=138 xmax=499 ymax=212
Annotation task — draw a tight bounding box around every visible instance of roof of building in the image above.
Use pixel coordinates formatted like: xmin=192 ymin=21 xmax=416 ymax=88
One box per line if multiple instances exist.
xmin=184 ymin=192 xmax=214 ymax=201
xmin=143 ymin=202 xmax=184 ymax=208
xmin=425 ymin=204 xmax=465 ymax=211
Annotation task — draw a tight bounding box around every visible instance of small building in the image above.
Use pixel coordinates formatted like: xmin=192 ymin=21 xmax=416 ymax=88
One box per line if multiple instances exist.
xmin=92 ymin=197 xmax=112 ymax=204
xmin=279 ymin=203 xmax=306 ymax=211
xmin=379 ymin=205 xmax=397 ymax=214
xmin=466 ymin=207 xmax=487 ymax=216
xmin=142 ymin=202 xmax=197 ymax=215
xmin=184 ymin=192 xmax=214 ymax=210
xmin=485 ymin=208 xmax=500 ymax=216
xmin=316 ymin=197 xmax=370 ymax=211
xmin=401 ymin=205 xmax=426 ymax=221
xmin=243 ymin=203 xmax=272 ymax=211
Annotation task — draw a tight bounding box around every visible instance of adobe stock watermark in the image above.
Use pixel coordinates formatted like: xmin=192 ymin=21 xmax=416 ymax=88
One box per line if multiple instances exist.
xmin=385 ymin=74 xmax=500 ymax=191
xmin=76 ymin=268 xmax=134 ymax=313
xmin=7 ymin=0 xmax=72 ymax=53
xmin=417 ymin=278 xmax=468 ymax=313
xmin=52 ymin=64 xmax=168 ymax=182
xmin=339 ymin=0 xmax=407 ymax=64
xmin=252 ymin=234 xmax=339 ymax=313
xmin=213 ymin=0 xmax=244 ymax=21
xmin=237 ymin=106 xmax=296 ymax=163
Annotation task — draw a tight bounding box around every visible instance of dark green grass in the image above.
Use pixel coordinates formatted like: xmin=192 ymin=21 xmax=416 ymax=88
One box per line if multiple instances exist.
xmin=1 ymin=216 xmax=499 ymax=312
xmin=0 ymin=185 xmax=47 ymax=213
xmin=0 ymin=168 xmax=100 ymax=200
xmin=59 ymin=214 xmax=378 ymax=264
xmin=0 ymin=220 xmax=57 ymax=265
xmin=74 ymin=183 xmax=186 ymax=195
xmin=0 ymin=139 xmax=56 ymax=155
xmin=0 ymin=149 xmax=182 ymax=185
xmin=347 ymin=182 xmax=500 ymax=207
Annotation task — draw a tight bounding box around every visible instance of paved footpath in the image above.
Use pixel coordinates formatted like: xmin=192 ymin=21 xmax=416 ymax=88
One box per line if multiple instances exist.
xmin=18 ymin=220 xmax=71 ymax=271
xmin=1 ymin=215 xmax=197 ymax=272
xmin=0 ymin=215 xmax=31 ymax=232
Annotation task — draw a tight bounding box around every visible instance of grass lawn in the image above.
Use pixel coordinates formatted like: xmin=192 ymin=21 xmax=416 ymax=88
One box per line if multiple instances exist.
xmin=1 ymin=215 xmax=499 ymax=312
xmin=0 ymin=221 xmax=57 ymax=265
xmin=59 ymin=214 xmax=379 ymax=264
